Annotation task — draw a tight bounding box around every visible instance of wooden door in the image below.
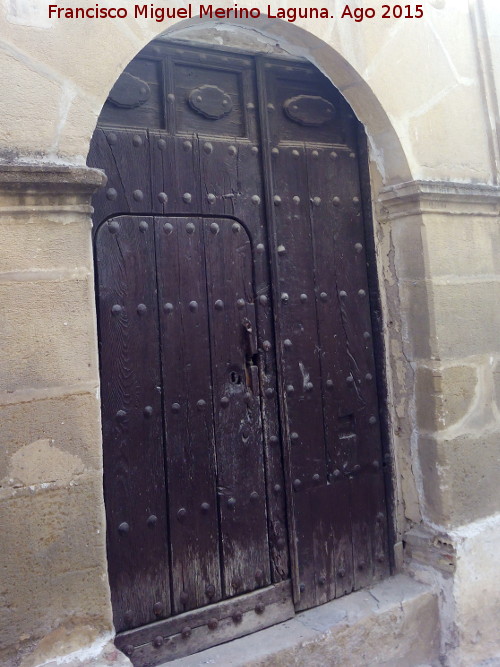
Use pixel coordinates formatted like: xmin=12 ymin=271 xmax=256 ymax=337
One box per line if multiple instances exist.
xmin=88 ymin=42 xmax=390 ymax=665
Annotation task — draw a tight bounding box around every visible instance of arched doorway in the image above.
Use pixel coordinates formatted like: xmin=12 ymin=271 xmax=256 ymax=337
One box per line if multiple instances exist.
xmin=88 ymin=39 xmax=390 ymax=665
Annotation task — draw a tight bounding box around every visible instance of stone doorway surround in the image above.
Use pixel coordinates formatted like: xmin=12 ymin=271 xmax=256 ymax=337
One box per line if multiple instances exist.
xmin=1 ymin=6 xmax=500 ymax=667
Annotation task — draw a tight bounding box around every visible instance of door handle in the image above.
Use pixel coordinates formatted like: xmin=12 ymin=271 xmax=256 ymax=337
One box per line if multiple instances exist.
xmin=242 ymin=318 xmax=259 ymax=393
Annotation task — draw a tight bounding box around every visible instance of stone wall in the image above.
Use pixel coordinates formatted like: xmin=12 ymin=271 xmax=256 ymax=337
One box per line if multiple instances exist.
xmin=0 ymin=1 xmax=499 ymax=665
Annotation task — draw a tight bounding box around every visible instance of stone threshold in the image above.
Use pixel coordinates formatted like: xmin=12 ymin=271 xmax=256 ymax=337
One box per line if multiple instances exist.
xmin=163 ymin=574 xmax=440 ymax=666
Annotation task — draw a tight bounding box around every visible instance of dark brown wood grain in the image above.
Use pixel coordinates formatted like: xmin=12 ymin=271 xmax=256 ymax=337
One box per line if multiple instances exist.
xmin=89 ymin=41 xmax=391 ymax=663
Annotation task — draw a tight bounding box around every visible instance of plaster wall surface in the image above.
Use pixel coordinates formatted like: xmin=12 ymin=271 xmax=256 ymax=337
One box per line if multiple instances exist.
xmin=0 ymin=1 xmax=499 ymax=666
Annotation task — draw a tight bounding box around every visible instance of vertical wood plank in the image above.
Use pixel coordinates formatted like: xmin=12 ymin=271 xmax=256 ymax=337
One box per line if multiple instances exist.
xmin=95 ymin=215 xmax=170 ymax=632
xmin=155 ymin=216 xmax=222 ymax=614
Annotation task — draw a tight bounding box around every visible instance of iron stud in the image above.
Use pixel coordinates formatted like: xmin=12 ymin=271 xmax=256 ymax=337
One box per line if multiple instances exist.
xmin=281 ymin=292 xmax=289 ymax=302
xmin=215 ymin=299 xmax=224 ymax=310
xmin=299 ymin=583 xmax=306 ymax=592
xmin=139 ymin=219 xmax=148 ymax=232
xmin=305 ymin=382 xmax=314 ymax=392
xmin=312 ymin=150 xmax=319 ymax=158
xmin=186 ymin=222 xmax=195 ymax=234
xmin=339 ymin=290 xmax=347 ymax=298
xmin=118 ymin=521 xmax=129 ymax=533
xmin=137 ymin=303 xmax=147 ymax=315
xmin=333 ymin=196 xmax=341 ymax=206
xmin=111 ymin=304 xmax=122 ymax=315
xmin=205 ymin=584 xmax=215 ymax=598
xmin=210 ymin=222 xmax=219 ymax=234
xmin=311 ymin=196 xmax=321 ymax=206
xmin=158 ymin=192 xmax=168 ymax=204
xmin=228 ymin=145 xmax=237 ymax=156
xmin=163 ymin=302 xmax=173 ymax=313
xmin=183 ymin=192 xmax=192 ymax=204
xmin=107 ymin=219 xmax=120 ymax=233
xmin=231 ymin=222 xmax=240 ymax=234
xmin=271 ymin=147 xmax=279 ymax=156
xmin=273 ymin=195 xmax=282 ymax=205
xmin=147 ymin=514 xmax=157 ymax=526
xmin=366 ymin=373 xmax=373 ymax=381
xmin=177 ymin=508 xmax=187 ymax=521
xmin=203 ymin=142 xmax=213 ymax=154
xmin=262 ymin=340 xmax=271 ymax=351
xmin=251 ymin=146 xmax=259 ymax=154
xmin=259 ymin=295 xmax=268 ymax=306
xmin=373 ymin=460 xmax=380 ymax=470
xmin=292 ymin=149 xmax=300 ymax=158
xmin=269 ymin=435 xmax=278 ymax=444
xmin=201 ymin=502 xmax=210 ymax=513
xmin=300 ymin=293 xmax=308 ymax=302
xmin=208 ymin=618 xmax=218 ymax=630
xmin=326 ymin=379 xmax=334 ymax=389
xmin=220 ymin=396 xmax=229 ymax=408
xmin=143 ymin=405 xmax=153 ymax=418
xmin=277 ymin=245 xmax=286 ymax=255
xmin=124 ymin=645 xmax=134 ymax=656
xmin=250 ymin=491 xmax=259 ymax=501
xmin=247 ymin=102 xmax=255 ymax=110
xmin=256 ymin=243 xmax=265 ymax=253
xmin=330 ymin=151 xmax=338 ymax=159
xmin=251 ymin=195 xmax=261 ymax=205
xmin=255 ymin=602 xmax=265 ymax=615
xmin=207 ymin=193 xmax=216 ymax=204
xmin=163 ymin=222 xmax=173 ymax=234
xmin=293 ymin=195 xmax=300 ymax=204
xmin=318 ymin=575 xmax=326 ymax=585
xmin=232 ymin=612 xmax=243 ymax=623
xmin=290 ymin=432 xmax=299 ymax=441
xmin=286 ymin=385 xmax=294 ymax=394
xmin=293 ymin=479 xmax=302 ymax=490
xmin=107 ymin=132 xmax=117 ymax=145
xmin=171 ymin=403 xmax=181 ymax=413
xmin=347 ymin=376 xmax=354 ymax=384
xmin=376 ymin=511 xmax=385 ymax=522
xmin=355 ymin=242 xmax=363 ymax=252
xmin=132 ymin=135 xmax=142 ymax=147
xmin=313 ymin=473 xmax=320 ymax=482
xmin=183 ymin=140 xmax=192 ymax=151
xmin=265 ymin=387 xmax=274 ymax=397
xmin=267 ymin=103 xmax=275 ymax=111
xmin=349 ymin=152 xmax=356 ymax=159
xmin=157 ymin=138 xmax=167 ymax=149
xmin=284 ymin=339 xmax=292 ymax=349
xmin=333 ymin=469 xmax=341 ymax=478
xmin=353 ymin=196 xmax=359 ymax=203
xmin=116 ymin=410 xmax=126 ymax=422
xmin=358 ymin=289 xmax=366 ymax=297
xmin=106 ymin=188 xmax=117 ymax=201
xmin=153 ymin=636 xmax=163 ymax=648
xmin=189 ymin=301 xmax=198 ymax=312
xmin=274 ymin=484 xmax=281 ymax=493
xmin=133 ymin=189 xmax=144 ymax=202
xmin=364 ymin=331 xmax=371 ymax=339
xmin=197 ymin=399 xmax=206 ymax=409
xmin=181 ymin=627 xmax=191 ymax=639
xmin=227 ymin=497 xmax=236 ymax=508
xmin=320 ymin=292 xmax=328 ymax=301
xmin=369 ymin=416 xmax=377 ymax=425
xmin=236 ymin=298 xmax=245 ymax=309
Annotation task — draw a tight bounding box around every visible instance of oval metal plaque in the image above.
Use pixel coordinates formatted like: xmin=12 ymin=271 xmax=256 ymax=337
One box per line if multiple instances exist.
xmin=283 ymin=95 xmax=335 ymax=126
xmin=108 ymin=71 xmax=151 ymax=109
xmin=188 ymin=85 xmax=233 ymax=120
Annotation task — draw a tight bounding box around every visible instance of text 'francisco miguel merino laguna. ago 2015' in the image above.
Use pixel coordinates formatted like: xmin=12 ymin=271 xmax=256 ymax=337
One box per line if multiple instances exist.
xmin=47 ymin=4 xmax=425 ymax=23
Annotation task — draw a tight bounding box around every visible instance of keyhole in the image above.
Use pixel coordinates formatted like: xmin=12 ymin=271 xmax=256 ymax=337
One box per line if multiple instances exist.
xmin=230 ymin=371 xmax=242 ymax=384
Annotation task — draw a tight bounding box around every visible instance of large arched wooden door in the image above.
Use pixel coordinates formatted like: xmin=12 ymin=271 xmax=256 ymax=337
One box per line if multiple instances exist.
xmin=88 ymin=41 xmax=390 ymax=665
